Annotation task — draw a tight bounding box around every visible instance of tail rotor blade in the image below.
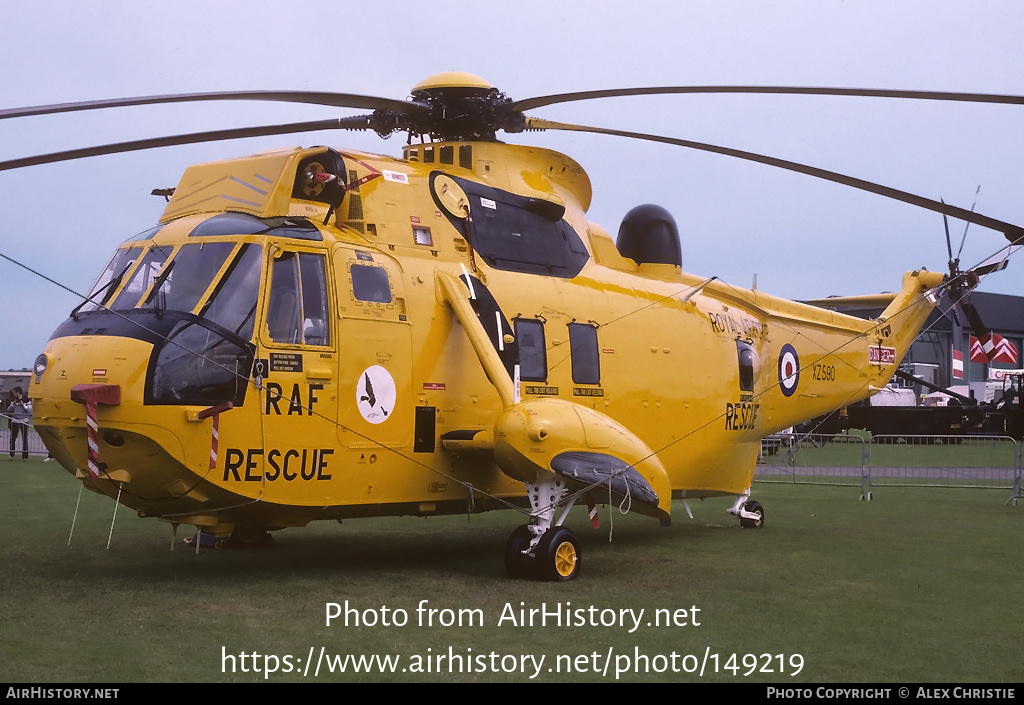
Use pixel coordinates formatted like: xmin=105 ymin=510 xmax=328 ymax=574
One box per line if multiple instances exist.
xmin=971 ymin=244 xmax=1018 ymax=276
xmin=960 ymin=299 xmax=986 ymax=334
xmin=941 ymin=198 xmax=954 ymax=264
xmin=956 ymin=185 xmax=982 ymax=260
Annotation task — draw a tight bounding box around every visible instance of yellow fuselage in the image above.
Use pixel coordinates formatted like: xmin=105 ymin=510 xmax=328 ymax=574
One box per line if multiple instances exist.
xmin=30 ymin=141 xmax=941 ymax=534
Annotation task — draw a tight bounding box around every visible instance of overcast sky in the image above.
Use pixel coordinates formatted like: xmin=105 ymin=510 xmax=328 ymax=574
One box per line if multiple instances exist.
xmin=1 ymin=1 xmax=1021 ymax=369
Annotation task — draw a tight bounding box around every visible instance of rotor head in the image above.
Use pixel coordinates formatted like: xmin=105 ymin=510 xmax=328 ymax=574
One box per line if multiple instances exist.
xmin=377 ymin=72 xmax=520 ymax=142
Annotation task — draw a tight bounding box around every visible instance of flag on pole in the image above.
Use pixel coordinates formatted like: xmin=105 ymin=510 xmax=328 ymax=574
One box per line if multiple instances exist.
xmin=952 ymin=348 xmax=964 ymax=380
xmin=970 ymin=334 xmax=1018 ymax=364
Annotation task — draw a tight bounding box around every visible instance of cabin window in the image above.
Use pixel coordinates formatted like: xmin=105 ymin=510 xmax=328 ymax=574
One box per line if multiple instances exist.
xmin=139 ymin=242 xmax=234 ymax=314
xmin=79 ymin=246 xmax=143 ymax=313
xmin=514 ymin=318 xmax=547 ymax=382
xmin=569 ymin=322 xmax=600 ymax=385
xmin=200 ymin=243 xmax=263 ymax=341
xmin=412 ymin=225 xmax=433 ymax=246
xmin=736 ymin=340 xmax=760 ymax=392
xmin=351 ymin=264 xmax=392 ymax=304
xmin=266 ymin=252 xmax=330 ymax=346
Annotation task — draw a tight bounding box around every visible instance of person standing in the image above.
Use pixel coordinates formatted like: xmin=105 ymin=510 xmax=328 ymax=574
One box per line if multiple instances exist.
xmin=8 ymin=387 xmax=32 ymax=460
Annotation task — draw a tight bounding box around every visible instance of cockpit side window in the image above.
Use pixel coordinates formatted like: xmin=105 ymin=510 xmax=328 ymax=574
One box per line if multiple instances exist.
xmin=266 ymin=252 xmax=330 ymax=346
xmin=299 ymin=253 xmax=329 ymax=345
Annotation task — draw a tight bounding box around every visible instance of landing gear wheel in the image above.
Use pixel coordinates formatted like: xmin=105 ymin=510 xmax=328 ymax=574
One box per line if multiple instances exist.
xmin=739 ymin=500 xmax=764 ymax=529
xmin=536 ymin=527 xmax=580 ymax=581
xmin=504 ymin=525 xmax=535 ymax=579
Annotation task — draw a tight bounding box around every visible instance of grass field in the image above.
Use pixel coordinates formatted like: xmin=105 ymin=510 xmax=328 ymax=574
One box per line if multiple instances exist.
xmin=1 ymin=457 xmax=1021 ymax=683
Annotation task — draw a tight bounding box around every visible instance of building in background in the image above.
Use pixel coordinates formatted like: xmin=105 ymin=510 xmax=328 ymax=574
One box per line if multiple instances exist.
xmin=0 ymin=369 xmax=31 ymax=402
xmin=809 ymin=291 xmax=1024 ymax=402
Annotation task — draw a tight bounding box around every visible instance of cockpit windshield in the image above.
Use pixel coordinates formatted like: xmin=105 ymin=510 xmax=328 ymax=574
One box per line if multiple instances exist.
xmin=138 ymin=242 xmax=234 ymax=314
xmin=62 ymin=218 xmax=287 ymax=407
xmin=110 ymin=246 xmax=173 ymax=311
xmin=200 ymin=243 xmax=263 ymax=341
xmin=82 ymin=239 xmax=263 ymax=340
xmin=78 ymin=247 xmax=143 ymax=314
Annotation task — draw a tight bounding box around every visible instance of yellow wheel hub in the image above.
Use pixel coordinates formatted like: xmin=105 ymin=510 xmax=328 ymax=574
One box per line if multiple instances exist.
xmin=553 ymin=540 xmax=577 ymax=577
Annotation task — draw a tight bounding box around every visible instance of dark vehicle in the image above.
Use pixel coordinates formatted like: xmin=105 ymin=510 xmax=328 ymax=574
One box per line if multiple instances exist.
xmin=799 ymin=372 xmax=1024 ymax=441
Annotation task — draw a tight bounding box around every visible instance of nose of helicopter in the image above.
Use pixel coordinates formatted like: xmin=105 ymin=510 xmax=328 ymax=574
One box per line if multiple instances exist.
xmin=69 ymin=383 xmax=121 ymax=480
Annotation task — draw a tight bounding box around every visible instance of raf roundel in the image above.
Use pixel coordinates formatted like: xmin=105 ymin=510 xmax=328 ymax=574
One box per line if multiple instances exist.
xmin=778 ymin=344 xmax=800 ymax=397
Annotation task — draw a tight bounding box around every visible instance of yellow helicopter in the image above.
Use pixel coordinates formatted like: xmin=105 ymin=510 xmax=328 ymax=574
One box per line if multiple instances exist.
xmin=4 ymin=72 xmax=1023 ymax=580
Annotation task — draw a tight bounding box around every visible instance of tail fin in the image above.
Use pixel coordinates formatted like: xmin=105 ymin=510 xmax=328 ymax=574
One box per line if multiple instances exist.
xmin=871 ymin=269 xmax=945 ymax=382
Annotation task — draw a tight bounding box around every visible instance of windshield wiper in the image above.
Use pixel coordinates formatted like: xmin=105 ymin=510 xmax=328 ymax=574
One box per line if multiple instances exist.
xmin=143 ymin=260 xmax=176 ymax=310
xmin=70 ymin=261 xmax=132 ymax=320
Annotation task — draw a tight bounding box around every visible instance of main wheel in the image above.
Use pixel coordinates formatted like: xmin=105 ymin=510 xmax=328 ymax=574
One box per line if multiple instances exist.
xmin=535 ymin=527 xmax=581 ymax=581
xmin=504 ymin=525 xmax=536 ymax=579
xmin=227 ymin=526 xmax=274 ymax=548
xmin=739 ymin=500 xmax=764 ymax=529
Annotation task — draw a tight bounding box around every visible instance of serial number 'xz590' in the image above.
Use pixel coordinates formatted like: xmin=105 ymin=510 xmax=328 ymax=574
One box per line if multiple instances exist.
xmin=810 ymin=364 xmax=836 ymax=382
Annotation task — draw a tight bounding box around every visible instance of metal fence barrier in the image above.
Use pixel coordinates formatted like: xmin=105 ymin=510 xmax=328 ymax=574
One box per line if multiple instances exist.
xmin=756 ymin=432 xmax=1023 ymax=505
xmin=0 ymin=423 xmax=49 ymax=458
xmin=757 ymin=433 xmax=871 ymax=497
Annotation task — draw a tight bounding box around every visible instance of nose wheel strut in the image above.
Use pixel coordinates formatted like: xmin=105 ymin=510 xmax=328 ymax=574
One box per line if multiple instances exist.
xmin=505 ymin=477 xmax=581 ymax=581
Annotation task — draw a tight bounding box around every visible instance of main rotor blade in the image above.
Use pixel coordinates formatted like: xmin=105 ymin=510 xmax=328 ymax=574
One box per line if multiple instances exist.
xmin=0 ymin=91 xmax=425 ymax=121
xmin=509 ymin=86 xmax=1024 ymax=113
xmin=0 ymin=117 xmax=371 ymax=172
xmin=526 ymin=117 xmax=1024 ymax=244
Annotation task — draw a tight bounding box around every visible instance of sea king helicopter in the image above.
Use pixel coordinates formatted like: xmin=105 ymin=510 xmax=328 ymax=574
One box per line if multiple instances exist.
xmin=3 ymin=72 xmax=1022 ymax=580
